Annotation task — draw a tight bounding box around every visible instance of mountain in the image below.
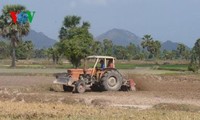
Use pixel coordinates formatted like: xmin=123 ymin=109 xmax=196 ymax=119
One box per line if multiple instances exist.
xmin=96 ymin=28 xmax=141 ymax=46
xmin=161 ymin=40 xmax=191 ymax=51
xmin=23 ymin=30 xmax=57 ymax=49
xmin=161 ymin=40 xmax=180 ymax=51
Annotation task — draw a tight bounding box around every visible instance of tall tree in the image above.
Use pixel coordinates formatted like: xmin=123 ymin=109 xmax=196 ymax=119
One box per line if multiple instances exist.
xmin=47 ymin=42 xmax=62 ymax=64
xmin=194 ymin=39 xmax=200 ymax=67
xmin=154 ymin=40 xmax=161 ymax=58
xmin=126 ymin=43 xmax=137 ymax=60
xmin=141 ymin=35 xmax=153 ymax=51
xmin=113 ymin=45 xmax=127 ymax=60
xmin=177 ymin=43 xmax=186 ymax=59
xmin=188 ymin=39 xmax=200 ymax=72
xmin=0 ymin=5 xmax=30 ymax=67
xmin=59 ymin=15 xmax=93 ymax=68
xmin=141 ymin=35 xmax=161 ymax=59
xmin=103 ymin=39 xmax=113 ymax=56
xmin=183 ymin=49 xmax=191 ymax=60
xmin=92 ymin=41 xmax=103 ymax=55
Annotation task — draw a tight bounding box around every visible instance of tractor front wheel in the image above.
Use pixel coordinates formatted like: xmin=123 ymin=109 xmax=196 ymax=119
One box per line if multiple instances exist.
xmin=75 ymin=80 xmax=86 ymax=93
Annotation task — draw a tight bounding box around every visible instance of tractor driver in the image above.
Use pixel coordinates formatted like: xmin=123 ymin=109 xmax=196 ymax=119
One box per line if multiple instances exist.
xmin=96 ymin=59 xmax=105 ymax=79
xmin=99 ymin=59 xmax=105 ymax=70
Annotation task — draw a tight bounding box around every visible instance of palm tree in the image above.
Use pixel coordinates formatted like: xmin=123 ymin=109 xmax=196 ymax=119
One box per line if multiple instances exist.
xmin=141 ymin=35 xmax=161 ymax=59
xmin=141 ymin=34 xmax=153 ymax=49
xmin=0 ymin=5 xmax=30 ymax=67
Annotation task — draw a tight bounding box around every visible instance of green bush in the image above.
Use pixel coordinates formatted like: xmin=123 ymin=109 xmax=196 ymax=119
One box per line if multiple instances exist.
xmin=188 ymin=63 xmax=199 ymax=72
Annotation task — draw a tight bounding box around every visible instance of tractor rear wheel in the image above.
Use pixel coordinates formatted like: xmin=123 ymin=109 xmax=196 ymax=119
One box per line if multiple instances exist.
xmin=101 ymin=70 xmax=123 ymax=91
xmin=75 ymin=80 xmax=86 ymax=93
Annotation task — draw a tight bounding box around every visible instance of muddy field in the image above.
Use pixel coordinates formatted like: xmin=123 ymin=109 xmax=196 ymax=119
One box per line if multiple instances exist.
xmin=0 ymin=73 xmax=200 ymax=119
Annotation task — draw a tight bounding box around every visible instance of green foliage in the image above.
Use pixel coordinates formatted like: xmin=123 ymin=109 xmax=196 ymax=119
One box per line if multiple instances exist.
xmin=92 ymin=41 xmax=103 ymax=55
xmin=183 ymin=49 xmax=191 ymax=60
xmin=126 ymin=43 xmax=137 ymax=60
xmin=103 ymin=39 xmax=113 ymax=56
xmin=62 ymin=31 xmax=93 ymax=67
xmin=16 ymin=40 xmax=34 ymax=60
xmin=133 ymin=53 xmax=145 ymax=60
xmin=33 ymin=49 xmax=47 ymax=58
xmin=0 ymin=5 xmax=30 ymax=67
xmin=188 ymin=39 xmax=200 ymax=72
xmin=0 ymin=40 xmax=35 ymax=60
xmin=162 ymin=50 xmax=177 ymax=60
xmin=188 ymin=63 xmax=198 ymax=72
xmin=141 ymin=35 xmax=161 ymax=59
xmin=0 ymin=41 xmax=10 ymax=59
xmin=158 ymin=64 xmax=188 ymax=71
xmin=194 ymin=39 xmax=200 ymax=66
xmin=58 ymin=15 xmax=93 ymax=68
xmin=113 ymin=45 xmax=127 ymax=60
xmin=47 ymin=43 xmax=62 ymax=64
xmin=177 ymin=43 xmax=186 ymax=59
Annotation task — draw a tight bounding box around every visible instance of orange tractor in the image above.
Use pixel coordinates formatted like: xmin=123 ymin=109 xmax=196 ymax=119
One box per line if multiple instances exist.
xmin=54 ymin=56 xmax=136 ymax=93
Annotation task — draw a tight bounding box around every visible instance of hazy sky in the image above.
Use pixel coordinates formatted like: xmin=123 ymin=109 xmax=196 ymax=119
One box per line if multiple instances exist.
xmin=1 ymin=0 xmax=200 ymax=47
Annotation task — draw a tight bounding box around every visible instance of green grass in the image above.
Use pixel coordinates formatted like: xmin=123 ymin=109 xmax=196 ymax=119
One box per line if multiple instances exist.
xmin=0 ymin=59 xmax=190 ymax=72
xmin=115 ymin=63 xmax=154 ymax=69
xmin=158 ymin=64 xmax=188 ymax=71
xmin=116 ymin=63 xmax=189 ymax=71
xmin=0 ymin=68 xmax=66 ymax=76
xmin=0 ymin=63 xmax=189 ymax=71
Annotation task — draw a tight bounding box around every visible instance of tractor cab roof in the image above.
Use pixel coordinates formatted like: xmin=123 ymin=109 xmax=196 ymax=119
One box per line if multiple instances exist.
xmin=87 ymin=55 xmax=115 ymax=59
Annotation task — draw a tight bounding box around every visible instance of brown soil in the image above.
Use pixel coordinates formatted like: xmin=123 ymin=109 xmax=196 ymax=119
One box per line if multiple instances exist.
xmin=0 ymin=74 xmax=200 ymax=109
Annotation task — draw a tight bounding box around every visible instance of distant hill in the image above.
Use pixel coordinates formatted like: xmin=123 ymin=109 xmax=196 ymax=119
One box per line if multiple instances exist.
xmin=161 ymin=40 xmax=179 ymax=51
xmin=161 ymin=40 xmax=190 ymax=51
xmin=96 ymin=28 xmax=141 ymax=46
xmin=161 ymin=40 xmax=178 ymax=50
xmin=1 ymin=28 xmax=189 ymax=51
xmin=23 ymin=30 xmax=57 ymax=49
xmin=0 ymin=30 xmax=57 ymax=49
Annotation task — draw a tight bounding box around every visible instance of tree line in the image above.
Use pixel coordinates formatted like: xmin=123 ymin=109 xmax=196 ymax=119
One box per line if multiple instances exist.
xmin=0 ymin=4 xmax=199 ymax=72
